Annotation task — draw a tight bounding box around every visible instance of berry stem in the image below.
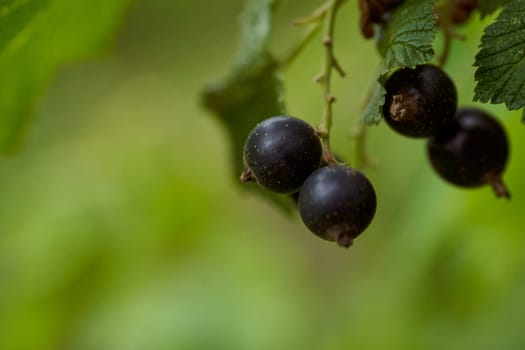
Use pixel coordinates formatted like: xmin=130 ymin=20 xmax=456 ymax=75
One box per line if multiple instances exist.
xmin=435 ymin=0 xmax=453 ymax=67
xmin=352 ymin=121 xmax=376 ymax=170
xmin=356 ymin=62 xmax=385 ymax=169
xmin=240 ymin=168 xmax=255 ymax=182
xmin=489 ymin=175 xmax=511 ymax=199
xmin=279 ymin=22 xmax=322 ymax=68
xmin=292 ymin=2 xmax=331 ymax=26
xmin=435 ymin=0 xmax=466 ymax=67
xmin=316 ymin=0 xmax=346 ymax=164
xmin=337 ymin=233 xmax=353 ymax=248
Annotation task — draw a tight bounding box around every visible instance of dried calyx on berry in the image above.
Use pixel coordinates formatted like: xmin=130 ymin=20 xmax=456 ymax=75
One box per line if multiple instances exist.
xmin=382 ymin=64 xmax=457 ymax=138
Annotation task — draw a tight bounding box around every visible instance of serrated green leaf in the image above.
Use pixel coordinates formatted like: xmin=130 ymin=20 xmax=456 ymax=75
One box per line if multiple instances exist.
xmin=365 ymin=0 xmax=437 ymax=125
xmin=202 ymin=0 xmax=293 ymax=214
xmin=0 ymin=0 xmax=131 ymax=152
xmin=478 ymin=0 xmax=510 ymax=17
xmin=362 ymin=81 xmax=386 ymax=125
xmin=377 ymin=0 xmax=437 ymax=71
xmin=473 ymin=1 xmax=525 ymax=111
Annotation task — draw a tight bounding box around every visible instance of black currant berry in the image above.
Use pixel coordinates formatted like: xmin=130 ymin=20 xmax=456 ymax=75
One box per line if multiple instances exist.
xmin=298 ymin=165 xmax=377 ymax=247
xmin=241 ymin=116 xmax=322 ymax=193
xmin=427 ymin=107 xmax=510 ymax=198
xmin=383 ymin=64 xmax=457 ymax=137
xmin=289 ymin=154 xmax=345 ymax=205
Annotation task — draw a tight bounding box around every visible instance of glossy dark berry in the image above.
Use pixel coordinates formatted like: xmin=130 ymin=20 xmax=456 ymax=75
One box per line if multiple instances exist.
xmin=241 ymin=116 xmax=322 ymax=193
xmin=289 ymin=153 xmax=346 ymax=205
xmin=383 ymin=64 xmax=457 ymax=137
xmin=298 ymin=165 xmax=377 ymax=247
xmin=427 ymin=107 xmax=510 ymax=198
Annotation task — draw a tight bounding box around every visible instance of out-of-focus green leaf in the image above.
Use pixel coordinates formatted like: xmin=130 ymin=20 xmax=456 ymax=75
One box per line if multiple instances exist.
xmin=202 ymin=0 xmax=293 ymax=214
xmin=478 ymin=0 xmax=509 ymax=17
xmin=235 ymin=0 xmax=278 ymax=73
xmin=364 ymin=0 xmax=437 ymax=125
xmin=0 ymin=0 xmax=131 ymax=152
xmin=474 ymin=1 xmax=525 ymax=113
xmin=377 ymin=0 xmax=437 ymax=71
xmin=0 ymin=0 xmax=50 ymax=53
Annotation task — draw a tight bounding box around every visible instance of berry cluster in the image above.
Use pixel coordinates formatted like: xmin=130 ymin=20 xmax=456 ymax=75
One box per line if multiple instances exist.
xmin=241 ymin=116 xmax=376 ymax=248
xmin=382 ymin=64 xmax=510 ymax=198
xmin=239 ymin=64 xmax=510 ymax=249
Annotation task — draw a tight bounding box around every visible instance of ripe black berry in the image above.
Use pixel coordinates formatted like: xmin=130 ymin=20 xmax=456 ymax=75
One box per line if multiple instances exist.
xmin=289 ymin=154 xmax=344 ymax=205
xmin=427 ymin=107 xmax=510 ymax=198
xmin=298 ymin=165 xmax=377 ymax=247
xmin=241 ymin=116 xmax=322 ymax=193
xmin=383 ymin=64 xmax=457 ymax=137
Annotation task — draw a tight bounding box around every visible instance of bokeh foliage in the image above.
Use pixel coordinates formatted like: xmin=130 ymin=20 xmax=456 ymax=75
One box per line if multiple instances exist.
xmin=0 ymin=0 xmax=129 ymax=151
xmin=0 ymin=1 xmax=524 ymax=350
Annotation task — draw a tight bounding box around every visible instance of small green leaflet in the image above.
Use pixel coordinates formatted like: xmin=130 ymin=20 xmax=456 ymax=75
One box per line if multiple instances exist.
xmin=363 ymin=0 xmax=437 ymax=124
xmin=202 ymin=0 xmax=293 ymax=214
xmin=362 ymin=80 xmax=386 ymax=125
xmin=377 ymin=0 xmax=436 ymax=71
xmin=473 ymin=1 xmax=525 ymax=120
xmin=0 ymin=0 xmax=131 ymax=152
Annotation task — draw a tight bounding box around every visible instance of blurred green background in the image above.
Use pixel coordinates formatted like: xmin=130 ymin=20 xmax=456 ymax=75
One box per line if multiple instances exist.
xmin=0 ymin=1 xmax=524 ymax=349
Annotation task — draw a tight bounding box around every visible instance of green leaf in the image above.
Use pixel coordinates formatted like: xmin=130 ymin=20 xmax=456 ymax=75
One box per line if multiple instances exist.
xmin=377 ymin=0 xmax=437 ymax=71
xmin=364 ymin=0 xmax=437 ymax=125
xmin=362 ymin=81 xmax=386 ymax=125
xmin=0 ymin=0 xmax=50 ymax=53
xmin=473 ymin=1 xmax=525 ymax=111
xmin=478 ymin=0 xmax=510 ymax=17
xmin=235 ymin=0 xmax=278 ymax=72
xmin=202 ymin=0 xmax=293 ymax=214
xmin=0 ymin=0 xmax=131 ymax=152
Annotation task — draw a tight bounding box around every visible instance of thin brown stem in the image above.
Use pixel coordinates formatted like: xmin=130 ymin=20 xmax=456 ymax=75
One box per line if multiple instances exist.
xmin=439 ymin=31 xmax=452 ymax=67
xmin=488 ymin=174 xmax=511 ymax=199
xmin=293 ymin=2 xmax=331 ymax=26
xmin=355 ymin=62 xmax=385 ymax=169
xmin=352 ymin=122 xmax=377 ymax=170
xmin=279 ymin=22 xmax=322 ymax=68
xmin=435 ymin=0 xmax=466 ymax=67
xmin=435 ymin=0 xmax=452 ymax=66
xmin=316 ymin=0 xmax=347 ymax=164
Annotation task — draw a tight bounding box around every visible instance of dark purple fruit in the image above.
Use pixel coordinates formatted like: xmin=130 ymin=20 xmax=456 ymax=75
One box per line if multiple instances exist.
xmin=241 ymin=116 xmax=322 ymax=193
xmin=298 ymin=165 xmax=377 ymax=247
xmin=289 ymin=153 xmax=345 ymax=205
xmin=383 ymin=64 xmax=457 ymax=137
xmin=427 ymin=107 xmax=510 ymax=198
